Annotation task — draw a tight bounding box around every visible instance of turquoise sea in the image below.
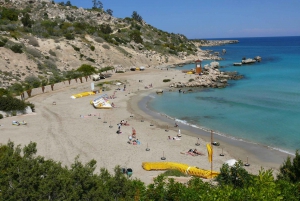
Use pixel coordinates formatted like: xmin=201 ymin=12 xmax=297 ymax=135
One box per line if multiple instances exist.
xmin=148 ymin=36 xmax=300 ymax=154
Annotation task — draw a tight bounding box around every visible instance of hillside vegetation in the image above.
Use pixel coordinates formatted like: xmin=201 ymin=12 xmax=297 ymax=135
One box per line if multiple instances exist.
xmin=0 ymin=0 xmax=207 ymax=89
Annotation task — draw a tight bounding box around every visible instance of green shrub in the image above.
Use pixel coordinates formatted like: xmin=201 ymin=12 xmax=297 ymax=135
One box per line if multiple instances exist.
xmin=44 ymin=60 xmax=57 ymax=70
xmin=86 ymin=57 xmax=95 ymax=63
xmin=94 ymin=37 xmax=105 ymax=43
xmin=11 ymin=110 xmax=17 ymax=116
xmin=0 ymin=37 xmax=8 ymax=47
xmin=160 ymin=169 xmax=188 ymax=177
xmin=163 ymin=79 xmax=171 ymax=82
xmin=25 ymin=75 xmax=41 ymax=88
xmin=26 ymin=102 xmax=35 ymax=111
xmin=0 ymin=113 xmax=3 ymax=119
xmin=65 ymin=33 xmax=74 ymax=40
xmin=90 ymin=45 xmax=95 ymax=51
xmin=72 ymin=45 xmax=80 ymax=51
xmin=0 ymin=96 xmax=27 ymax=112
xmin=26 ymin=47 xmax=42 ymax=58
xmin=10 ymin=44 xmax=23 ymax=53
xmin=189 ymin=79 xmax=195 ymax=82
xmin=0 ymin=40 xmax=5 ymax=47
xmin=25 ymin=36 xmax=39 ymax=47
xmin=49 ymin=49 xmax=56 ymax=56
xmin=102 ymin=44 xmax=110 ymax=49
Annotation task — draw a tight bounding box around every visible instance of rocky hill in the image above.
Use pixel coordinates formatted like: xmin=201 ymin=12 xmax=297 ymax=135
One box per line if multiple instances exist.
xmin=0 ymin=0 xmax=214 ymax=88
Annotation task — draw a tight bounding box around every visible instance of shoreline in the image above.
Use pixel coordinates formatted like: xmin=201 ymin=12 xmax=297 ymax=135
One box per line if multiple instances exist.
xmin=127 ymin=76 xmax=292 ymax=174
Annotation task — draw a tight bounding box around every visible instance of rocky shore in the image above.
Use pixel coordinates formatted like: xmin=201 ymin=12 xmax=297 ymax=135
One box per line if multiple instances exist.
xmin=169 ymin=61 xmax=244 ymax=89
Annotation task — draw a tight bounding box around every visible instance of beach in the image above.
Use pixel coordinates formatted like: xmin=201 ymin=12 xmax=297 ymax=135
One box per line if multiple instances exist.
xmin=0 ymin=67 xmax=291 ymax=184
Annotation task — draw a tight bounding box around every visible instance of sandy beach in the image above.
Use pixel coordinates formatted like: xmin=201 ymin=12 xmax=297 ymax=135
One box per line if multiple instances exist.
xmin=0 ymin=67 xmax=291 ymax=184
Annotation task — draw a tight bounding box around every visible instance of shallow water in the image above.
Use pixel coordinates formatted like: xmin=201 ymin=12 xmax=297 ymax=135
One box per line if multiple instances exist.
xmin=148 ymin=36 xmax=300 ymax=154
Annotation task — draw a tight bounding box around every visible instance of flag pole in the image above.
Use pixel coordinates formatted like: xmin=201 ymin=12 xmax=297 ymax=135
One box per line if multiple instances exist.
xmin=211 ymin=130 xmax=213 ymax=179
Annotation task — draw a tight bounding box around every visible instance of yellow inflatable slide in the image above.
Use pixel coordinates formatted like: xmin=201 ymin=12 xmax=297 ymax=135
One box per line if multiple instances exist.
xmin=142 ymin=162 xmax=219 ymax=179
xmin=70 ymin=91 xmax=96 ymax=99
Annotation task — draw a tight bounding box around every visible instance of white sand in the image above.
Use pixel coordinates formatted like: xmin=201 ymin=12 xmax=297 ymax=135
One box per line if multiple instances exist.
xmin=0 ymin=68 xmax=289 ymax=184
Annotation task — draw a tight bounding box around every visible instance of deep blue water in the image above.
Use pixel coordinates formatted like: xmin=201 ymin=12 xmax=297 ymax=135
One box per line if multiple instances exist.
xmin=148 ymin=36 xmax=300 ymax=154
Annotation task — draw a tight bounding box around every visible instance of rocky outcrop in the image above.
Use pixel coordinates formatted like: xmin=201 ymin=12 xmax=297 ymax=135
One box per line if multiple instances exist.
xmin=169 ymin=64 xmax=243 ymax=89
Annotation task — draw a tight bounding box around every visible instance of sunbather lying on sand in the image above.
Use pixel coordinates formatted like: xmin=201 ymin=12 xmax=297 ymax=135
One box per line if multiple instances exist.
xmin=189 ymin=149 xmax=204 ymax=156
xmin=168 ymin=136 xmax=181 ymax=140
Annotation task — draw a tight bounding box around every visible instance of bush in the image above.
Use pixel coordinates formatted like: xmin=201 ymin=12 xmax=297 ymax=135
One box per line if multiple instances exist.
xmin=26 ymin=47 xmax=42 ymax=58
xmin=86 ymin=57 xmax=95 ymax=63
xmin=25 ymin=36 xmax=39 ymax=47
xmin=189 ymin=79 xmax=195 ymax=82
xmin=49 ymin=49 xmax=56 ymax=56
xmin=0 ymin=113 xmax=3 ymax=119
xmin=25 ymin=75 xmax=41 ymax=88
xmin=0 ymin=96 xmax=27 ymax=112
xmin=0 ymin=38 xmax=8 ymax=47
xmin=160 ymin=169 xmax=188 ymax=177
xmin=11 ymin=110 xmax=17 ymax=116
xmin=163 ymin=79 xmax=171 ymax=82
xmin=102 ymin=44 xmax=110 ymax=49
xmin=94 ymin=37 xmax=105 ymax=43
xmin=10 ymin=44 xmax=23 ymax=53
xmin=26 ymin=102 xmax=35 ymax=111
xmin=65 ymin=33 xmax=74 ymax=40
xmin=44 ymin=60 xmax=57 ymax=70
xmin=90 ymin=45 xmax=95 ymax=51
xmin=72 ymin=45 xmax=80 ymax=51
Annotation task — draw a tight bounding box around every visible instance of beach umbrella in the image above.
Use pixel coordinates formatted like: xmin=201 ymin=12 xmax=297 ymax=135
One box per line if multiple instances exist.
xmin=225 ymin=159 xmax=238 ymax=167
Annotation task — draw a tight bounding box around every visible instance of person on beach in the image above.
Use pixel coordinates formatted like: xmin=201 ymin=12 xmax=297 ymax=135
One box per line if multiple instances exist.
xmin=193 ymin=149 xmax=204 ymax=156
xmin=175 ymin=122 xmax=179 ymax=127
xmin=128 ymin=135 xmax=132 ymax=143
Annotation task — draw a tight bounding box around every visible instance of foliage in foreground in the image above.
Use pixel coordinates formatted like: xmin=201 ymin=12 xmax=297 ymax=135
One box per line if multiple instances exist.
xmin=0 ymin=141 xmax=300 ymax=200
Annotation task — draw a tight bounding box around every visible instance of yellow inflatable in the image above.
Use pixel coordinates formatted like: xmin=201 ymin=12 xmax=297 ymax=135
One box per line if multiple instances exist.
xmin=186 ymin=71 xmax=194 ymax=74
xmin=71 ymin=91 xmax=96 ymax=99
xmin=142 ymin=162 xmax=219 ymax=179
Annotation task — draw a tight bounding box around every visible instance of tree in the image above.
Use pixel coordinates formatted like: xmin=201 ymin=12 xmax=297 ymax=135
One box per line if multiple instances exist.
xmin=76 ymin=64 xmax=96 ymax=76
xmin=99 ymin=23 xmax=112 ymax=34
xmin=129 ymin=30 xmax=143 ymax=44
xmin=216 ymin=160 xmax=253 ymax=188
xmin=24 ymin=75 xmax=41 ymax=88
xmin=1 ymin=7 xmax=19 ymax=21
xmin=92 ymin=0 xmax=103 ymax=9
xmin=106 ymin=9 xmax=113 ymax=16
xmin=131 ymin=11 xmax=143 ymax=23
xmin=278 ymin=150 xmax=300 ymax=183
xmin=21 ymin=13 xmax=33 ymax=28
xmin=58 ymin=1 xmax=65 ymax=6
xmin=65 ymin=1 xmax=72 ymax=6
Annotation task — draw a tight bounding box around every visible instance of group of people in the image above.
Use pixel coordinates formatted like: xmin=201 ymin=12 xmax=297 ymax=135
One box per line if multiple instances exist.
xmin=128 ymin=129 xmax=140 ymax=145
xmin=128 ymin=136 xmax=140 ymax=145
xmin=117 ymin=120 xmax=130 ymax=134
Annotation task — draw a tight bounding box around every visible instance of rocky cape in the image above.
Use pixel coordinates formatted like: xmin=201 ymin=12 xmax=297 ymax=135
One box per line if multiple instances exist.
xmin=169 ymin=62 xmax=244 ymax=89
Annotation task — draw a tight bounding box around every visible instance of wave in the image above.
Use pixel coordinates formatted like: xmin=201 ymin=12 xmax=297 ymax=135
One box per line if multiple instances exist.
xmin=155 ymin=111 xmax=295 ymax=156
